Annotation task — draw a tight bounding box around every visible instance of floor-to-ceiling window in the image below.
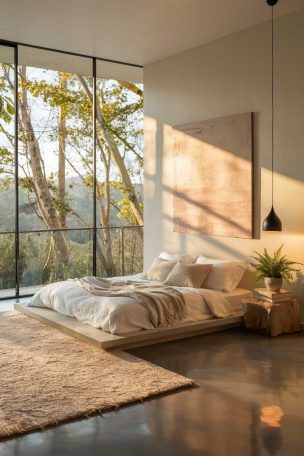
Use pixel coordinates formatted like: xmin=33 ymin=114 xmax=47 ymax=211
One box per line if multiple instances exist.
xmin=0 ymin=44 xmax=16 ymax=298
xmin=17 ymin=47 xmax=94 ymax=296
xmin=0 ymin=42 xmax=143 ymax=299
xmin=96 ymin=60 xmax=143 ymax=278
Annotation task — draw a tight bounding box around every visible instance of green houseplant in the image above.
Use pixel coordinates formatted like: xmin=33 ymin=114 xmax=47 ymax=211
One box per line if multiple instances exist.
xmin=251 ymin=245 xmax=301 ymax=292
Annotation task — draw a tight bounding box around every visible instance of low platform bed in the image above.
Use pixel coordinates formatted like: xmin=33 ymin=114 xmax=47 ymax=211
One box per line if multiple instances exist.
xmin=14 ymin=267 xmax=251 ymax=349
xmin=15 ymin=303 xmax=244 ymax=350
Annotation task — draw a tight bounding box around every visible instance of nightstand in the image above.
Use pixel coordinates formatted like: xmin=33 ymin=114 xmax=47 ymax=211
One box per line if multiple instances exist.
xmin=242 ymin=296 xmax=302 ymax=337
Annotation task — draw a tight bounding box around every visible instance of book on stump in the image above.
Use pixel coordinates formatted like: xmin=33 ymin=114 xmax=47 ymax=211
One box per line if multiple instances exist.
xmin=253 ymin=288 xmax=293 ymax=303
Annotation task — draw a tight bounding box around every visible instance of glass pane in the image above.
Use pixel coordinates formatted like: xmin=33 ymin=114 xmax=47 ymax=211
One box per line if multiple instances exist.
xmin=0 ymin=45 xmax=15 ymax=232
xmin=96 ymin=227 xmax=121 ymax=278
xmin=95 ymin=61 xmax=144 ymax=277
xmin=96 ymin=226 xmax=143 ymax=278
xmin=123 ymin=226 xmax=143 ymax=275
xmin=17 ymin=48 xmax=94 ymax=249
xmin=19 ymin=229 xmax=93 ymax=295
xmin=0 ymin=233 xmax=15 ymax=297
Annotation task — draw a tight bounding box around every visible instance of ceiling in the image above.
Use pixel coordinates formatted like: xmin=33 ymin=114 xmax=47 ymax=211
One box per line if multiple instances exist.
xmin=0 ymin=0 xmax=304 ymax=66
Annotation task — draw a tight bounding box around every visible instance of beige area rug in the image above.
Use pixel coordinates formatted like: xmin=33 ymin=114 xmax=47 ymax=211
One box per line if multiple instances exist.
xmin=0 ymin=312 xmax=193 ymax=439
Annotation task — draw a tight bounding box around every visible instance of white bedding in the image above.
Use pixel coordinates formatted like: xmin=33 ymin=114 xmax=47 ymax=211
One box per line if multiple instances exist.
xmin=28 ymin=274 xmax=251 ymax=334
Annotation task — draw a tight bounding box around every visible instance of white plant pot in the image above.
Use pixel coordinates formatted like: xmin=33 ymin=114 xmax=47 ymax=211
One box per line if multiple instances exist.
xmin=264 ymin=277 xmax=282 ymax=292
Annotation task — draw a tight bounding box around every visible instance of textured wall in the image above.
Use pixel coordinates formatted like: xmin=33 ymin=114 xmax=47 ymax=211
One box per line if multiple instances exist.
xmin=144 ymin=9 xmax=304 ymax=304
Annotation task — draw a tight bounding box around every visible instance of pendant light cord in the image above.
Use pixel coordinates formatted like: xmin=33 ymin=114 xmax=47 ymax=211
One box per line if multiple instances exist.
xmin=271 ymin=5 xmax=274 ymax=206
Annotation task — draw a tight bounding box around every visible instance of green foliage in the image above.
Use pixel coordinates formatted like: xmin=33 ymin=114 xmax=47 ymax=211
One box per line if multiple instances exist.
xmin=0 ymin=63 xmax=144 ymax=294
xmin=0 ymin=95 xmax=14 ymax=123
xmin=117 ymin=193 xmax=141 ymax=224
xmin=18 ymin=233 xmax=93 ymax=286
xmin=19 ymin=176 xmax=35 ymax=192
xmin=0 ymin=234 xmax=28 ymax=289
xmin=251 ymin=244 xmax=301 ymax=282
xmin=123 ymin=226 xmax=143 ymax=275
xmin=0 ymin=146 xmax=13 ymax=166
xmin=0 ymin=234 xmax=16 ymax=288
xmin=0 ymin=227 xmax=143 ymax=292
xmin=0 ymin=65 xmax=15 ymax=124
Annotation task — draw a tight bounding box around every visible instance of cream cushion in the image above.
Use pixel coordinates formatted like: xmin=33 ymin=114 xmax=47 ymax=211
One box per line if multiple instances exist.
xmin=196 ymin=256 xmax=248 ymax=292
xmin=159 ymin=251 xmax=197 ymax=264
xmin=164 ymin=262 xmax=212 ymax=288
xmin=143 ymin=257 xmax=177 ymax=282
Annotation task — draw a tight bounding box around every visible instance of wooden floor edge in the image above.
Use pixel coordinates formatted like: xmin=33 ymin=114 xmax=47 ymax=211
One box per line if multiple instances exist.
xmin=15 ymin=304 xmax=244 ymax=350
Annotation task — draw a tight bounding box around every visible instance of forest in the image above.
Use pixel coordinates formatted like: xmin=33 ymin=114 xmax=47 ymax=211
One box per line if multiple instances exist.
xmin=0 ymin=56 xmax=143 ymax=294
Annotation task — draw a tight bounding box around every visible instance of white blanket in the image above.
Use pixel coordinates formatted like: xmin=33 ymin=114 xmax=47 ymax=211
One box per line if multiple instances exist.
xmin=28 ymin=274 xmax=235 ymax=334
xmin=75 ymin=276 xmax=187 ymax=326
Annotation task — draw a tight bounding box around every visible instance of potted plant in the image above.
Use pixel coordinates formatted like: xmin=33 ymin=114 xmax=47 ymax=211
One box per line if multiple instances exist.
xmin=251 ymin=245 xmax=301 ymax=292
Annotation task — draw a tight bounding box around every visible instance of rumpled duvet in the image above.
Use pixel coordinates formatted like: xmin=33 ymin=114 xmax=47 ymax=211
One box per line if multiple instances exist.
xmin=75 ymin=276 xmax=187 ymax=326
xmin=28 ymin=274 xmax=235 ymax=334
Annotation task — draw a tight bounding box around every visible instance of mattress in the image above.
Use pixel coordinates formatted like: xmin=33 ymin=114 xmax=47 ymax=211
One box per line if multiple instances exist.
xmin=221 ymin=288 xmax=252 ymax=312
xmin=178 ymin=288 xmax=250 ymax=324
xmin=28 ymin=274 xmax=251 ymax=334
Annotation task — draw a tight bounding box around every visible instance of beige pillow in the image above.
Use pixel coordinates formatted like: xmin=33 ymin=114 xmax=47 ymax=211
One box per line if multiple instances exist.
xmin=196 ymin=256 xmax=248 ymax=292
xmin=164 ymin=262 xmax=212 ymax=288
xmin=144 ymin=257 xmax=177 ymax=281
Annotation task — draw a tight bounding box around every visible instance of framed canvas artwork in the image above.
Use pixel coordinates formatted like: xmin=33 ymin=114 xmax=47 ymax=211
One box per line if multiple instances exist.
xmin=172 ymin=112 xmax=253 ymax=239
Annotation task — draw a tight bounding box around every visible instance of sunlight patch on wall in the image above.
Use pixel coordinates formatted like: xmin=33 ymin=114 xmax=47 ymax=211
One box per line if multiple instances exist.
xmin=144 ymin=116 xmax=157 ymax=201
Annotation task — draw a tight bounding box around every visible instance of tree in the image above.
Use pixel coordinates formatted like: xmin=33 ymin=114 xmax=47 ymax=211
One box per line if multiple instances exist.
xmin=18 ymin=66 xmax=69 ymax=263
xmin=57 ymin=72 xmax=68 ymax=230
xmin=0 ymin=61 xmax=144 ymax=281
xmin=77 ymin=75 xmax=143 ymax=226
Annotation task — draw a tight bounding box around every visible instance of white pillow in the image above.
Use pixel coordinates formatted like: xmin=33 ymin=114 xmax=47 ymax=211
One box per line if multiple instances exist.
xmin=159 ymin=251 xmax=197 ymax=264
xmin=196 ymin=256 xmax=248 ymax=292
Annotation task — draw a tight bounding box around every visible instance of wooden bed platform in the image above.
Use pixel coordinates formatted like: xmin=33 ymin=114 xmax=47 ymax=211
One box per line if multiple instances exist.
xmin=15 ymin=304 xmax=244 ymax=350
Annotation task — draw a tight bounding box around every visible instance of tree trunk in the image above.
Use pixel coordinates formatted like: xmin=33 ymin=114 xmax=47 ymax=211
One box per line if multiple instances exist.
xmin=96 ymin=167 xmax=116 ymax=277
xmin=58 ymin=72 xmax=67 ymax=230
xmin=117 ymin=80 xmax=143 ymax=98
xmin=19 ymin=66 xmax=69 ymax=264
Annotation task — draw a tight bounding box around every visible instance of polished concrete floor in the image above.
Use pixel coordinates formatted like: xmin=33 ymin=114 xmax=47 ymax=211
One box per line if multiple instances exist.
xmin=1 ymin=328 xmax=304 ymax=456
xmin=0 ymin=298 xmax=28 ymax=312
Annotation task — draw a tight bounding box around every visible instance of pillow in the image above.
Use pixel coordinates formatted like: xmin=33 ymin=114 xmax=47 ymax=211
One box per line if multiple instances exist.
xmin=159 ymin=251 xmax=196 ymax=264
xmin=164 ymin=262 xmax=213 ymax=288
xmin=143 ymin=257 xmax=177 ymax=282
xmin=196 ymin=256 xmax=248 ymax=292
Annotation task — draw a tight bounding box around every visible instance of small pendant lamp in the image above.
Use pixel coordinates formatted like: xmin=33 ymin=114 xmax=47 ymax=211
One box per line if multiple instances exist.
xmin=263 ymin=0 xmax=282 ymax=231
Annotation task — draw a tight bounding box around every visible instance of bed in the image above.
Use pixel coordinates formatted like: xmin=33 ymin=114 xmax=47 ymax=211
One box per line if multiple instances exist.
xmin=16 ymin=254 xmax=252 ymax=349
xmin=24 ymin=273 xmax=250 ymax=333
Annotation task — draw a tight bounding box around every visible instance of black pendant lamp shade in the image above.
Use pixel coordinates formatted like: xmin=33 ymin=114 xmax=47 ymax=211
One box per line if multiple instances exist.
xmin=262 ymin=0 xmax=282 ymax=231
xmin=263 ymin=206 xmax=282 ymax=231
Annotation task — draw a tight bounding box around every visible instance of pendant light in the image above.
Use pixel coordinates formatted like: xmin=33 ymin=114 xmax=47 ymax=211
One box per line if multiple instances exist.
xmin=262 ymin=0 xmax=282 ymax=231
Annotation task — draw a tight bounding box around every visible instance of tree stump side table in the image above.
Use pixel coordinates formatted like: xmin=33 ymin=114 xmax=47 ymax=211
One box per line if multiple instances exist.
xmin=242 ymin=297 xmax=302 ymax=337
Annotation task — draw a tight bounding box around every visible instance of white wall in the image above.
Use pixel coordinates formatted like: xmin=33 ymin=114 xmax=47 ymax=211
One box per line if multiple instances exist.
xmin=144 ymin=9 xmax=304 ymax=302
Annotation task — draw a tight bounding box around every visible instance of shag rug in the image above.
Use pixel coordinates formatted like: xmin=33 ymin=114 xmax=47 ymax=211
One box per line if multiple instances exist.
xmin=0 ymin=312 xmax=193 ymax=439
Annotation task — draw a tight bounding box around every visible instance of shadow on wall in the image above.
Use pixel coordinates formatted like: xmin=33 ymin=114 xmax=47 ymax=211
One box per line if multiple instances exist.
xmin=145 ymin=176 xmax=253 ymax=241
xmin=169 ymin=113 xmax=258 ymax=240
xmin=144 ymin=115 xmax=304 ymax=310
xmin=145 ymin=171 xmax=260 ymax=290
